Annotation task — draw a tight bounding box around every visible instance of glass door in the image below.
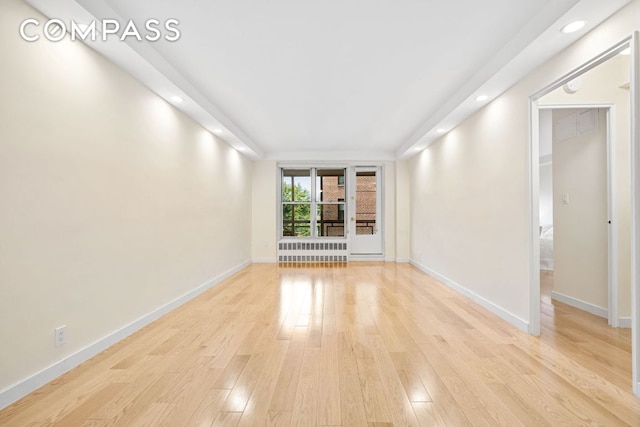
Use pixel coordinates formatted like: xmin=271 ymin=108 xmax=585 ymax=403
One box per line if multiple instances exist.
xmin=349 ymin=166 xmax=382 ymax=255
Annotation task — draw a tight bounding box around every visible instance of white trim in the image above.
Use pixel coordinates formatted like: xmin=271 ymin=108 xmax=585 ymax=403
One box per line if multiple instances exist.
xmin=0 ymin=260 xmax=251 ymax=411
xmin=608 ymin=107 xmax=620 ymax=327
xmin=277 ymin=161 xmax=386 ymax=168
xmin=538 ymin=103 xmax=617 ymax=109
xmin=550 ymin=291 xmax=608 ymax=319
xmin=269 ymin=151 xmax=396 ymax=162
xmin=252 ymin=258 xmax=277 ymax=263
xmin=631 ymin=31 xmax=640 ymax=398
xmin=539 ymin=154 xmax=553 ymax=167
xmin=410 ymin=260 xmax=529 ymax=333
xmin=620 ymin=317 xmax=632 ymax=328
xmin=528 ymin=99 xmax=541 ymax=335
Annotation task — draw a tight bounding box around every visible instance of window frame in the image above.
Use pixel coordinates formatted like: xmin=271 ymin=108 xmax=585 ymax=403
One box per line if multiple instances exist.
xmin=279 ymin=167 xmax=347 ymax=239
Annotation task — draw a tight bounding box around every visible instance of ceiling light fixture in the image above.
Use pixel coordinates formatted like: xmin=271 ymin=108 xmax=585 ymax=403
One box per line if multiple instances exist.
xmin=213 ymin=128 xmax=223 ymax=134
xmin=237 ymin=146 xmax=246 ymax=152
xmin=561 ymin=20 xmax=586 ymax=34
xmin=170 ymin=96 xmax=183 ymax=103
xmin=436 ymin=128 xmax=447 ymax=133
xmin=475 ymin=95 xmax=489 ymax=102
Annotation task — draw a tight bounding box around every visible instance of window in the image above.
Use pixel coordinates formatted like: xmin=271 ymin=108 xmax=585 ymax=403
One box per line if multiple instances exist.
xmin=281 ymin=168 xmax=346 ymax=238
xmin=281 ymin=169 xmax=311 ymax=237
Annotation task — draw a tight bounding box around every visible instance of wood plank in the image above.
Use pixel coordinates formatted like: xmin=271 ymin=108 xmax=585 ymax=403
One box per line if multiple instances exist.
xmin=0 ymin=264 xmax=634 ymax=426
xmin=53 ymin=383 xmax=127 ymax=426
xmin=185 ymin=388 xmax=230 ymax=427
xmin=235 ymin=340 xmax=288 ymax=427
xmin=290 ymin=347 xmax=320 ymax=427
xmin=269 ymin=327 xmax=307 ymax=411
xmin=211 ymin=411 xmax=242 ymax=427
xmin=338 ymin=331 xmax=368 ymax=427
xmin=356 ymin=356 xmax=393 ymax=424
xmin=316 ymin=316 xmax=341 ymax=426
xmin=411 ymin=402 xmax=447 ymax=427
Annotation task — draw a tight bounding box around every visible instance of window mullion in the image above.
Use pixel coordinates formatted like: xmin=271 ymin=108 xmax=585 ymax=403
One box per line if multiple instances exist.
xmin=311 ymin=168 xmax=317 ymax=238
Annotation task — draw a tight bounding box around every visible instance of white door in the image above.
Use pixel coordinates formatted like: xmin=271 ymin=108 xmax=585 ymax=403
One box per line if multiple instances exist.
xmin=349 ymin=166 xmax=383 ymax=255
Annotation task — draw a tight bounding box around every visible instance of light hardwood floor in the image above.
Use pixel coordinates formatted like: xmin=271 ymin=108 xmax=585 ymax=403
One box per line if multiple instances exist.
xmin=0 ymin=264 xmax=637 ymax=426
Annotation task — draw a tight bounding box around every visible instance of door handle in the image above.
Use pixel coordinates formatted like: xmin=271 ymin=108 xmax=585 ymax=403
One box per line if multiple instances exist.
xmin=351 ymin=217 xmax=355 ymax=221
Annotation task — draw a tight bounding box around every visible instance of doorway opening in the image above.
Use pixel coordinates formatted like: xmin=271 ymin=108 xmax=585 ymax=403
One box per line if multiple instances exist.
xmin=538 ymin=106 xmax=615 ymax=324
xmin=528 ymin=35 xmax=640 ymax=396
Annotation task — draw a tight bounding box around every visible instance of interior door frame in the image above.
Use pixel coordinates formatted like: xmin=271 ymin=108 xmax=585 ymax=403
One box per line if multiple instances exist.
xmin=527 ymin=33 xmax=640 ymax=396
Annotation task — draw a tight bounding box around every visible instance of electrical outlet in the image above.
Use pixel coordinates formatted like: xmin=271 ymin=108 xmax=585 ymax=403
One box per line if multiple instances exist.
xmin=54 ymin=325 xmax=66 ymax=347
xmin=263 ymin=240 xmax=268 ymax=248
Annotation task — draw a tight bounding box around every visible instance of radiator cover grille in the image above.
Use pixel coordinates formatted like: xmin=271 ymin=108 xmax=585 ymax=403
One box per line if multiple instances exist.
xmin=278 ymin=240 xmax=348 ymax=262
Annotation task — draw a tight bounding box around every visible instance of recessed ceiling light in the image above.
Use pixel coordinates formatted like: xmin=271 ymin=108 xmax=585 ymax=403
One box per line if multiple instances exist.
xmin=620 ymin=47 xmax=631 ymax=56
xmin=475 ymin=95 xmax=489 ymax=102
xmin=436 ymin=128 xmax=447 ymax=133
xmin=170 ymin=96 xmax=183 ymax=103
xmin=213 ymin=128 xmax=223 ymax=134
xmin=414 ymin=146 xmax=423 ymax=151
xmin=237 ymin=146 xmax=246 ymax=152
xmin=561 ymin=20 xmax=586 ymax=34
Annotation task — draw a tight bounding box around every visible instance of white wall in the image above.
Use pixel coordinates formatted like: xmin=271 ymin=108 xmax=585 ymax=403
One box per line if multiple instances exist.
xmin=409 ymin=0 xmax=639 ymax=330
xmin=409 ymin=98 xmax=531 ymax=328
xmin=0 ymin=0 xmax=252 ymax=400
xmin=383 ymin=161 xmax=397 ymax=260
xmin=552 ymin=109 xmax=609 ymax=312
xmin=395 ymin=160 xmax=411 ymax=261
xmin=251 ymin=160 xmax=278 ymax=261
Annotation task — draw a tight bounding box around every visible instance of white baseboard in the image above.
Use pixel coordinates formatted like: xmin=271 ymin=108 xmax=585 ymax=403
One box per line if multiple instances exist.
xmin=383 ymin=257 xmax=410 ymax=263
xmin=350 ymin=255 xmax=385 ymax=261
xmin=252 ymin=258 xmax=277 ymax=263
xmin=619 ymin=317 xmax=632 ymax=328
xmin=409 ymin=260 xmax=529 ymax=333
xmin=550 ymin=291 xmax=608 ymax=319
xmin=0 ymin=260 xmax=251 ymax=411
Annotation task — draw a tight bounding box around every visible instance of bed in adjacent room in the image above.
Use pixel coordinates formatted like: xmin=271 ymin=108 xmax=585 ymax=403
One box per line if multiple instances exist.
xmin=540 ymin=225 xmax=554 ymax=271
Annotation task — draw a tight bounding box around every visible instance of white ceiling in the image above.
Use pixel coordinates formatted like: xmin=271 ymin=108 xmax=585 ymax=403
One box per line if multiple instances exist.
xmin=26 ymin=0 xmax=632 ymax=159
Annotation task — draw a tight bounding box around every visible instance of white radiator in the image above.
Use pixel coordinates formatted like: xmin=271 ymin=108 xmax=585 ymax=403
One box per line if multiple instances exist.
xmin=278 ymin=240 xmax=348 ymax=262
